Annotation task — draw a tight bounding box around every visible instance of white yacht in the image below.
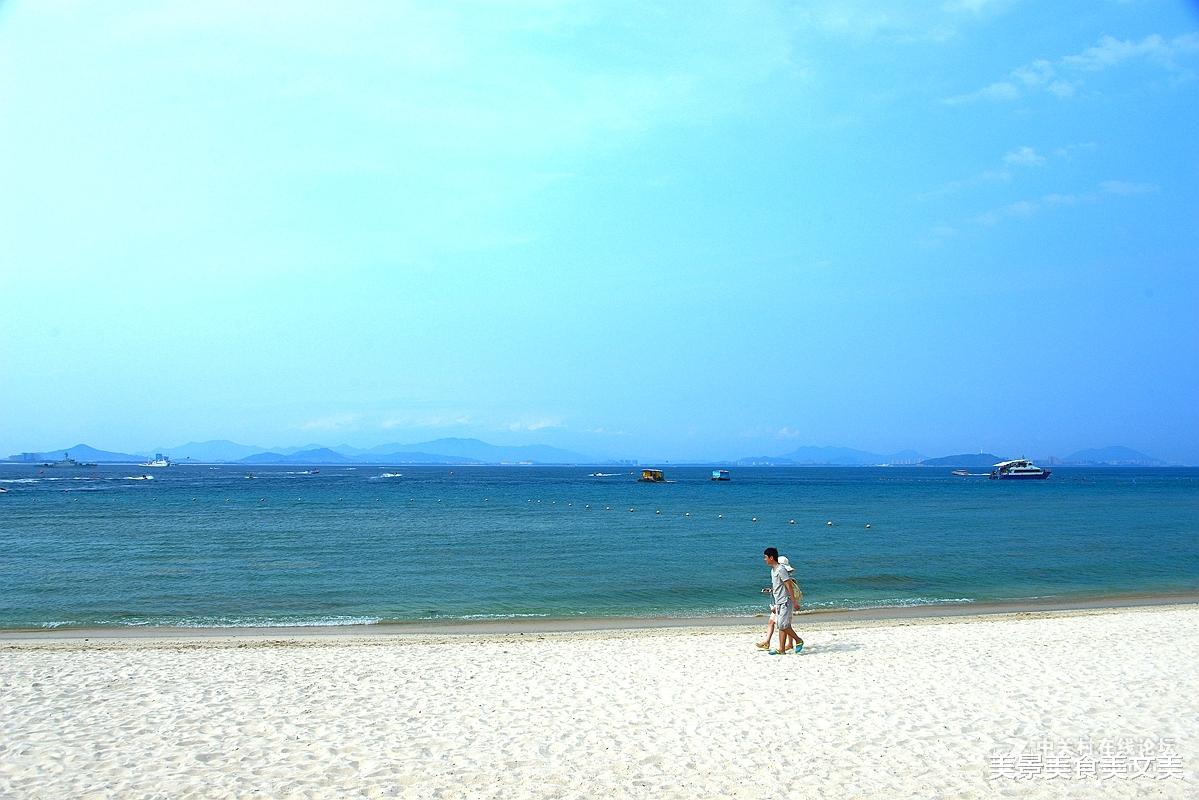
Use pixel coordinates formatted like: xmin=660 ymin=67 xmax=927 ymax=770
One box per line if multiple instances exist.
xmin=989 ymin=458 xmax=1051 ymax=480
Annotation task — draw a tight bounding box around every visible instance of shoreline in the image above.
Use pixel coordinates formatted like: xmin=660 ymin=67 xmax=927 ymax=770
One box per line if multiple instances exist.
xmin=3 ymin=588 xmax=1196 ymax=641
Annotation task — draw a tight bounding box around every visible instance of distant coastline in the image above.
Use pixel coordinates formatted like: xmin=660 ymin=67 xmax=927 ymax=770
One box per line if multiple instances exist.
xmin=2 ymin=440 xmax=1183 ymax=467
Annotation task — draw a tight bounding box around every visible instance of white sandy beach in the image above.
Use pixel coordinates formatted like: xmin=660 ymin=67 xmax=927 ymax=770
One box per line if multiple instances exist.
xmin=1 ymin=604 xmax=1196 ymax=799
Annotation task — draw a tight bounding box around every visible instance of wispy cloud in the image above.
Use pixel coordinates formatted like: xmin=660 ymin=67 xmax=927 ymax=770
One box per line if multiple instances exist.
xmin=585 ymin=426 xmax=630 ymax=436
xmin=506 ymin=417 xmax=563 ymax=433
xmin=944 ymin=32 xmax=1199 ymax=104
xmin=919 ymin=145 xmax=1053 ymax=199
xmin=299 ymin=413 xmax=362 ymax=432
xmin=968 ymin=179 xmax=1158 ymax=227
xmin=1003 ymin=146 xmax=1045 ymax=166
xmin=1063 ymin=32 xmax=1199 ymax=71
xmin=380 ymin=413 xmax=473 ymax=431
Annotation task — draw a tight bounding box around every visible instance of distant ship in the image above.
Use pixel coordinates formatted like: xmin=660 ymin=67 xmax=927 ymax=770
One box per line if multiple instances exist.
xmin=638 ymin=469 xmax=666 ymax=483
xmin=138 ymin=454 xmax=172 ymax=468
xmin=710 ymin=469 xmax=731 ymax=481
xmin=989 ymin=458 xmax=1051 ymax=480
xmin=41 ymin=452 xmax=97 ymax=468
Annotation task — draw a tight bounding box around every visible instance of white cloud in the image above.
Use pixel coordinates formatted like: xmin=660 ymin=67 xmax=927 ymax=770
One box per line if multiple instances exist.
xmin=1011 ymin=58 xmax=1056 ymax=87
xmin=1041 ymin=193 xmax=1077 ymax=206
xmin=585 ymin=427 xmax=630 ymax=436
xmin=920 ymin=145 xmax=1055 ymax=200
xmin=299 ymin=413 xmax=362 ymax=431
xmin=380 ymin=413 xmax=473 ymax=430
xmin=966 ymin=179 xmax=1155 ymax=230
xmin=946 ymin=80 xmax=1018 ymax=104
xmin=942 ymin=0 xmax=1013 ymax=13
xmin=945 ymin=31 xmax=1199 ymax=104
xmin=1064 ymin=34 xmax=1167 ymax=71
xmin=1053 ymin=142 xmax=1099 ymax=159
xmin=970 ymin=199 xmax=1041 ymax=226
xmin=1003 ymin=146 xmax=1045 ymax=166
xmin=793 ymin=1 xmax=1024 ymax=45
xmin=506 ymin=417 xmax=563 ymax=432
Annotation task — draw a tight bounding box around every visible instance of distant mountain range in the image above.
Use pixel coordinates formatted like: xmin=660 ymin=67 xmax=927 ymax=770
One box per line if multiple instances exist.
xmin=4 ymin=438 xmax=595 ymax=465
xmin=229 ymin=438 xmax=593 ymax=465
xmin=1054 ymin=446 xmax=1167 ymax=467
xmin=1 ymin=440 xmax=1178 ymax=466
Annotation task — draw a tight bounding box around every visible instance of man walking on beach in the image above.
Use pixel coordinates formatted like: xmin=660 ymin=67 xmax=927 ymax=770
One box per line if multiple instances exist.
xmin=763 ymin=547 xmax=802 ymax=654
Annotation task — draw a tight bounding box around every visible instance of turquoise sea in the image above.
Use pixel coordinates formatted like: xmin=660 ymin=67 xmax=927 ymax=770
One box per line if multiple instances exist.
xmin=1 ymin=465 xmax=1196 ymax=629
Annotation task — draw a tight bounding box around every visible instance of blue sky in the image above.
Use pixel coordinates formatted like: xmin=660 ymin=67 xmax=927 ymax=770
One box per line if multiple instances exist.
xmin=1 ymin=1 xmax=1197 ymax=462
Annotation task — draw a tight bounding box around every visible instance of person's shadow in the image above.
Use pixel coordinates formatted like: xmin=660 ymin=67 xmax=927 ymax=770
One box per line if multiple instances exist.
xmin=801 ymin=640 xmax=863 ymax=655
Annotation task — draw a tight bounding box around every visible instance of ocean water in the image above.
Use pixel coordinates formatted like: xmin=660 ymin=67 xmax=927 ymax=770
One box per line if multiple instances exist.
xmin=0 ymin=464 xmax=1196 ymax=629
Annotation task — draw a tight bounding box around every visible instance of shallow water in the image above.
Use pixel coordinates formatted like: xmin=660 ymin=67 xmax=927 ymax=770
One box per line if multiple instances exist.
xmin=1 ymin=464 xmax=1196 ymax=628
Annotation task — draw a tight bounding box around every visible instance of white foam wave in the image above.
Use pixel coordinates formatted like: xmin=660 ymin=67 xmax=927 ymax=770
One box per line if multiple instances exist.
xmin=95 ymin=615 xmax=382 ymax=628
xmin=806 ymin=597 xmax=975 ymax=610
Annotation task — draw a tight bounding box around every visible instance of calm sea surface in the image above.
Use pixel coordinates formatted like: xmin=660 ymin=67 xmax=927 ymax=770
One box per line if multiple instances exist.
xmin=1 ymin=465 xmax=1196 ymax=629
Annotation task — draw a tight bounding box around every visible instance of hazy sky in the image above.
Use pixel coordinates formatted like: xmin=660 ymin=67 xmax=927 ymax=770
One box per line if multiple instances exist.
xmin=2 ymin=1 xmax=1197 ymax=462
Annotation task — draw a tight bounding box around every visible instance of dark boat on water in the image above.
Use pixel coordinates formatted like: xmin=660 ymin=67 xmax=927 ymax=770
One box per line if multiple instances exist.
xmin=41 ymin=452 xmax=97 ymax=468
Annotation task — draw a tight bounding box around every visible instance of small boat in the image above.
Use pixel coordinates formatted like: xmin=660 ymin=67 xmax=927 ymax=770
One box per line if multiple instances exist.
xmin=638 ymin=468 xmax=666 ymax=483
xmin=989 ymin=458 xmax=1051 ymax=480
xmin=0 ymin=487 xmax=9 ymax=493
xmin=710 ymin=469 xmax=731 ymax=481
xmin=951 ymin=469 xmax=970 ymax=477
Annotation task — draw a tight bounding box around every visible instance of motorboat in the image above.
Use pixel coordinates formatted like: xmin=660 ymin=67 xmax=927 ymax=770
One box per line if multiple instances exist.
xmin=638 ymin=469 xmax=666 ymax=482
xmin=989 ymin=458 xmax=1051 ymax=480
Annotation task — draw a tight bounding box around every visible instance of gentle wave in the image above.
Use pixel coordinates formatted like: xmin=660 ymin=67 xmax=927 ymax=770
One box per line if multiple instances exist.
xmin=92 ymin=615 xmax=382 ymax=628
xmin=804 ymin=597 xmax=975 ymax=609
